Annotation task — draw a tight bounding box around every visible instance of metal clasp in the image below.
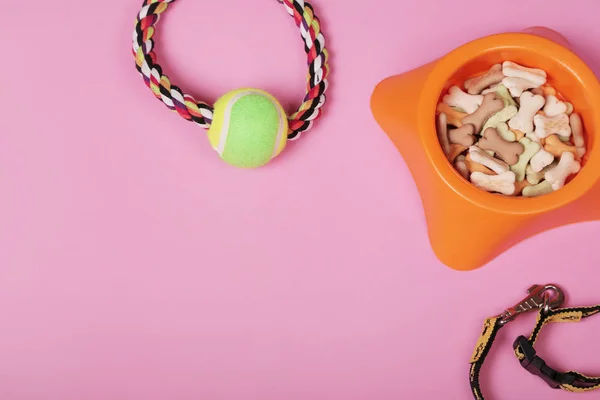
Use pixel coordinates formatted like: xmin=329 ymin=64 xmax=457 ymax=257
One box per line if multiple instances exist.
xmin=497 ymin=284 xmax=565 ymax=325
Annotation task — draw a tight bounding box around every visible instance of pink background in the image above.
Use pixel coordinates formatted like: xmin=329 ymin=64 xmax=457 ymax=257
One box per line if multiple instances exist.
xmin=2 ymin=0 xmax=600 ymax=399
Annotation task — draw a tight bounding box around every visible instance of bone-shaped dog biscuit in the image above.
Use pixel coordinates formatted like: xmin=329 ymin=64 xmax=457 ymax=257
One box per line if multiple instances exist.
xmin=481 ymin=84 xmax=499 ymax=94
xmin=455 ymin=157 xmax=470 ymax=180
xmin=545 ymin=151 xmax=581 ymax=190
xmin=482 ymin=84 xmax=518 ymax=109
xmin=543 ymin=95 xmax=567 ymax=117
xmin=522 ymin=181 xmax=554 ymax=197
xmin=482 ymin=105 xmax=518 ymax=133
xmin=569 ymin=113 xmax=585 ymax=149
xmin=510 ymin=137 xmax=541 ymax=182
xmin=513 ymin=179 xmax=531 ymax=196
xmin=541 ymin=85 xmax=557 ymax=97
xmin=471 ymin=171 xmax=516 ymax=196
xmin=448 ymin=124 xmax=476 ymax=146
xmin=512 ymin=129 xmax=525 ymax=141
xmin=525 ymin=132 xmax=542 ymax=144
xmin=565 ymin=102 xmax=574 ymax=115
xmin=436 ymin=112 xmax=451 ymax=156
xmin=534 ymin=113 xmax=571 ymax=139
xmin=437 ymin=103 xmax=466 ymax=127
xmin=464 ymin=64 xmax=505 ymax=95
xmin=481 ymin=83 xmax=502 ymax=96
xmin=508 ymin=91 xmax=545 ymax=134
xmin=462 ymin=93 xmax=505 ymax=133
xmin=502 ymin=61 xmax=547 ymax=87
xmin=498 ymin=85 xmax=519 ymax=108
xmin=526 ymin=165 xmax=542 ymax=185
xmin=496 ymin=122 xmax=516 ymax=142
xmin=503 ymin=77 xmax=541 ymax=98
xmin=443 ymin=86 xmax=484 ymax=114
xmin=526 ymin=132 xmax=547 ymax=148
xmin=478 ymin=127 xmax=525 ymax=165
xmin=527 ymin=161 xmax=558 ymax=185
xmin=544 ymin=134 xmax=579 ymax=160
xmin=468 ymin=145 xmax=509 ymax=174
xmin=465 ymin=154 xmax=495 ymax=175
xmin=530 ymin=148 xmax=554 ymax=172
xmin=559 ymin=135 xmax=571 ymax=143
xmin=447 ymin=144 xmax=467 ymax=163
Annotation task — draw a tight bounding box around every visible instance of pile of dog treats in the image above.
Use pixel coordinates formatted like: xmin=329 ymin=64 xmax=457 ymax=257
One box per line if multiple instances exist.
xmin=436 ymin=61 xmax=586 ymax=197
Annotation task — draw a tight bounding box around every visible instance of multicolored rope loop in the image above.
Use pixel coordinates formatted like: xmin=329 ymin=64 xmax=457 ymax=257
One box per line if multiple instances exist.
xmin=132 ymin=0 xmax=330 ymax=140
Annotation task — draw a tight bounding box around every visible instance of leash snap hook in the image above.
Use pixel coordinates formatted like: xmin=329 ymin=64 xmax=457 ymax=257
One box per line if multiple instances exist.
xmin=497 ymin=284 xmax=565 ymax=326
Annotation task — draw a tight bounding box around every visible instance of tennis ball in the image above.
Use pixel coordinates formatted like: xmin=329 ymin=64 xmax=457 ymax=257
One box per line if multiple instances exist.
xmin=208 ymin=88 xmax=288 ymax=168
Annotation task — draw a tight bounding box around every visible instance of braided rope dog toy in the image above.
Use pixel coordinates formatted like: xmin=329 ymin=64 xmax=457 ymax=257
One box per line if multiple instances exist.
xmin=133 ymin=0 xmax=330 ymax=168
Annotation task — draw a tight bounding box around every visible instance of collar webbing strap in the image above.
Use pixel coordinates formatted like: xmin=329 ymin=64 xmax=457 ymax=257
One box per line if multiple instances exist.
xmin=514 ymin=305 xmax=600 ymax=393
xmin=469 ymin=306 xmax=600 ymax=399
xmin=469 ymin=317 xmax=504 ymax=400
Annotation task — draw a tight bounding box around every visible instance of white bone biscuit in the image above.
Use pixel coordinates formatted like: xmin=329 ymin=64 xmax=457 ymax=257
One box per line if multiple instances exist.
xmin=544 ymin=152 xmax=581 ymax=190
xmin=468 ymin=145 xmax=509 ymax=174
xmin=471 ymin=171 xmax=516 ymax=195
xmin=443 ymin=86 xmax=484 ymax=114
xmin=526 ymin=132 xmax=541 ymax=143
xmin=543 ymin=95 xmax=567 ymax=117
xmin=534 ymin=113 xmax=571 ymax=139
xmin=502 ymin=77 xmax=541 ymax=98
xmin=508 ymin=92 xmax=545 ymax=134
xmin=530 ymin=149 xmax=555 ymax=172
xmin=502 ymin=61 xmax=547 ymax=87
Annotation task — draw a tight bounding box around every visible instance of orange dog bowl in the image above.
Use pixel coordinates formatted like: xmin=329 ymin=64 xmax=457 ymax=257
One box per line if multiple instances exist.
xmin=371 ymin=27 xmax=600 ymax=271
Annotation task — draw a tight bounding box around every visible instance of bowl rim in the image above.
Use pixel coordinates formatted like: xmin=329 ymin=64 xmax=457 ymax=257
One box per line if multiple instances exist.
xmin=419 ymin=32 xmax=600 ymax=215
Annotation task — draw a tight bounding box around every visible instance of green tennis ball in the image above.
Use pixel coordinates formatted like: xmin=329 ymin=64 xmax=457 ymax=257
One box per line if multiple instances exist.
xmin=208 ymin=88 xmax=288 ymax=168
